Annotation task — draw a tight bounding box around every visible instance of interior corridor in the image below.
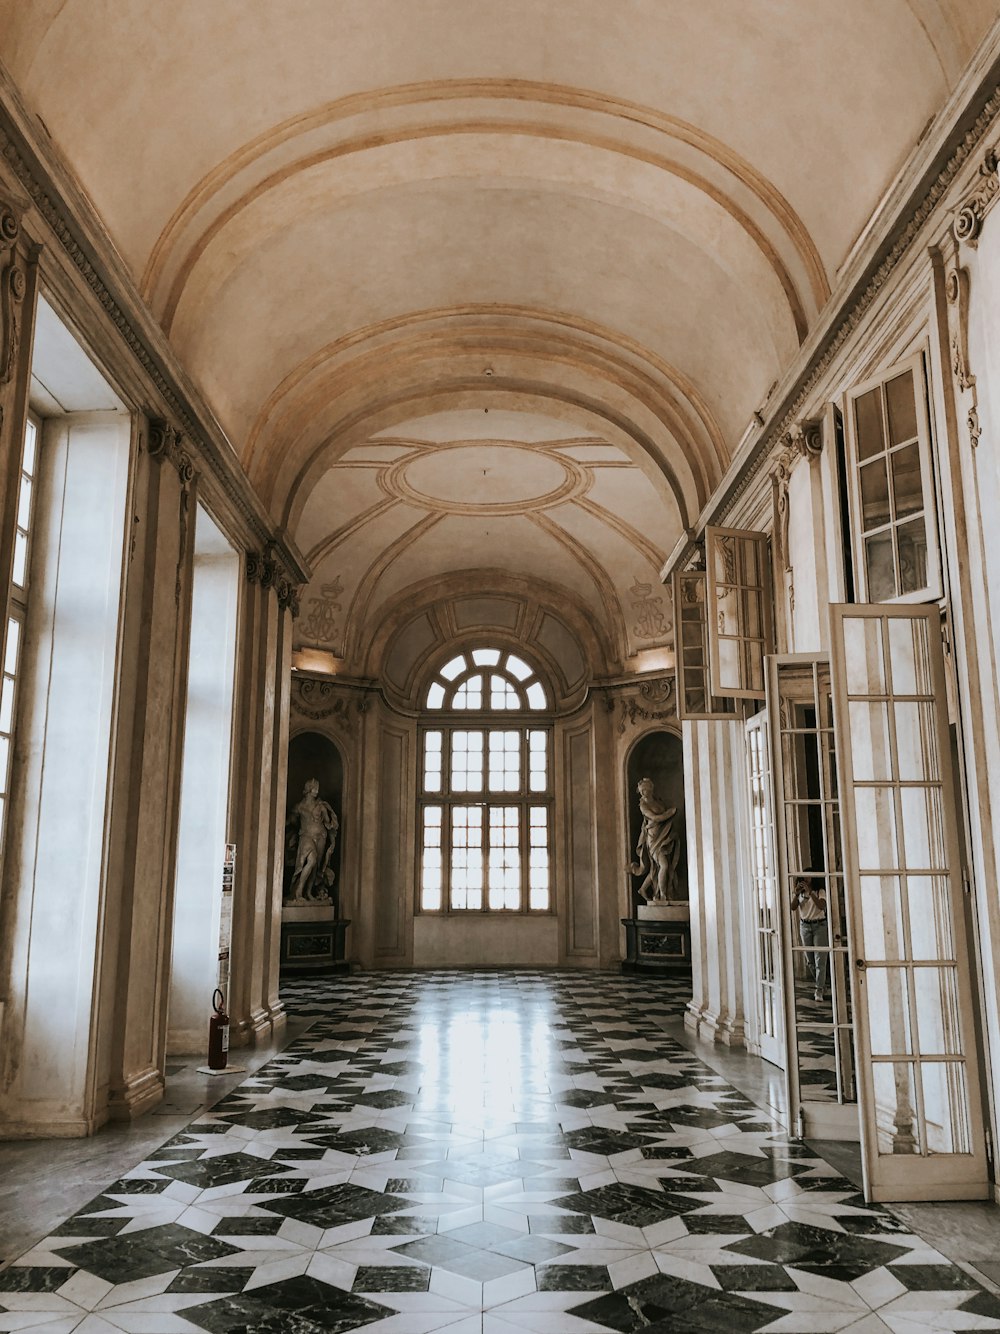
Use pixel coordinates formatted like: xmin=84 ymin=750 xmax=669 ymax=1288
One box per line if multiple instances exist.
xmin=2 ymin=971 xmax=999 ymax=1334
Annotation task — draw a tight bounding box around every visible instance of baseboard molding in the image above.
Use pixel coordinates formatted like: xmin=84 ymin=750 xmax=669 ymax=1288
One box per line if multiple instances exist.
xmin=107 ymin=1065 xmax=164 ymax=1121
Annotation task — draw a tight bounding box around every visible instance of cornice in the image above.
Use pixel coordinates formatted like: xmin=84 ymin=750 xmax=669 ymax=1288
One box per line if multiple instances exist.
xmin=0 ymin=59 xmax=308 ymax=586
xmin=663 ymin=30 xmax=1000 ymax=575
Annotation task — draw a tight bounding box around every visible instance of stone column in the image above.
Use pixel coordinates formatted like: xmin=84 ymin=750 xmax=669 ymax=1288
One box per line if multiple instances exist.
xmin=683 ymin=717 xmax=747 ymax=1047
xmin=106 ymin=420 xmax=198 ymax=1120
xmin=228 ymin=548 xmax=298 ymax=1046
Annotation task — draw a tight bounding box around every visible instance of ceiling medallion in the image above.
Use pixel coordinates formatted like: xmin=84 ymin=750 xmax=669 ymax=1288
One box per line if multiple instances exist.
xmin=382 ymin=442 xmax=587 ymax=515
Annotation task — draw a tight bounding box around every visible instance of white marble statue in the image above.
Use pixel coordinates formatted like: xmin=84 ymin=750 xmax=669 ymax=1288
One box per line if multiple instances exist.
xmin=285 ymin=777 xmax=339 ymax=903
xmin=629 ymin=776 xmax=681 ymax=903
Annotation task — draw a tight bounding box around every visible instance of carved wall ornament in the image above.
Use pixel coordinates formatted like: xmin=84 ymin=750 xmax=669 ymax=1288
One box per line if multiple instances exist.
xmin=953 ymin=148 xmax=1000 ymax=248
xmin=301 ymin=577 xmax=344 ymax=646
xmin=146 ymin=416 xmax=196 ymax=484
xmin=615 ymin=674 xmax=677 ymax=735
xmin=628 ymin=576 xmax=671 ymax=641
xmin=246 ymin=542 xmax=302 ymax=613
xmin=783 ymin=418 xmax=823 ymax=459
xmin=290 ymin=676 xmax=364 ymax=730
xmin=0 ymin=197 xmax=25 ymax=387
xmin=944 ymin=261 xmax=981 ymax=450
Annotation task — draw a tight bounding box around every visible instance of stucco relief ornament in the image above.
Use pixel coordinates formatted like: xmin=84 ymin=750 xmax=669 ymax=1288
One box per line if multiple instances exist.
xmin=301 ymin=577 xmax=344 ymax=645
xmin=945 ymin=262 xmax=981 ymax=450
xmin=0 ymin=203 xmax=25 ymax=388
xmin=617 ymin=675 xmax=676 ymax=734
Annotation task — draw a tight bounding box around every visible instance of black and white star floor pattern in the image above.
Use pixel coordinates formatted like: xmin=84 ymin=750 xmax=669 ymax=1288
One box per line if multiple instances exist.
xmin=3 ymin=971 xmax=1000 ymax=1333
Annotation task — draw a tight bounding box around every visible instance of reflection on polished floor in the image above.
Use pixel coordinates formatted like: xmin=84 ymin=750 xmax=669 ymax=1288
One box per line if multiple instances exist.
xmin=2 ymin=971 xmax=1000 ymax=1333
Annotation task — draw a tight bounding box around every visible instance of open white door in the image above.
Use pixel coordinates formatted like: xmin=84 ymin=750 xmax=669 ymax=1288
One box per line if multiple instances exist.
xmin=743 ymin=710 xmax=785 ymax=1070
xmin=830 ymin=603 xmax=990 ymax=1201
xmin=767 ymin=655 xmax=859 ymax=1141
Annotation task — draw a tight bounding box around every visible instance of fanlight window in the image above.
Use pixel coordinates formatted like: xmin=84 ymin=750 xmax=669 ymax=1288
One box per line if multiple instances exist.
xmin=425 ymin=649 xmax=548 ymax=712
xmin=419 ymin=646 xmax=552 ymax=914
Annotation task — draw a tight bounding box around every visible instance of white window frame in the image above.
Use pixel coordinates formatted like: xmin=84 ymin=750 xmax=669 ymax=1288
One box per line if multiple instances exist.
xmin=842 ymin=351 xmax=942 ymax=605
xmin=417 ymin=647 xmax=554 ymax=916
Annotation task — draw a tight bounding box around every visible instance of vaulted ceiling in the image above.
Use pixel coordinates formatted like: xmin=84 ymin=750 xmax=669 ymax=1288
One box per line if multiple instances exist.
xmin=4 ymin=0 xmax=997 ymax=674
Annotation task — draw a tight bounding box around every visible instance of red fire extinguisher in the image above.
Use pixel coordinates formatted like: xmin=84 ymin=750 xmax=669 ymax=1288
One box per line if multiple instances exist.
xmin=208 ymin=988 xmax=229 ymax=1070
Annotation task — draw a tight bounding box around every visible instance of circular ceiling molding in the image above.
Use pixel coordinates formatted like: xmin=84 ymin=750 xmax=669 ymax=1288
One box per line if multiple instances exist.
xmin=383 ymin=441 xmax=587 ymax=514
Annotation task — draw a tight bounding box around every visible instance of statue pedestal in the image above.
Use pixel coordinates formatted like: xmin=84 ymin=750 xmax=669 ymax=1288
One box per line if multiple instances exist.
xmin=280 ymin=902 xmax=350 ymax=974
xmin=622 ymin=906 xmax=691 ymax=974
xmin=637 ymin=902 xmax=689 ymax=922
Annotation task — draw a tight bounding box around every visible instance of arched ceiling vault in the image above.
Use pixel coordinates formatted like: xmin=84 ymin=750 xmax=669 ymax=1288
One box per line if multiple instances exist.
xmin=2 ymin=0 xmax=997 ymax=677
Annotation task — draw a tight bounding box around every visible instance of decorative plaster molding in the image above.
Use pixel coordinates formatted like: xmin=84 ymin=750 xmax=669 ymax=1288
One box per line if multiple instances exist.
xmin=615 ymin=675 xmax=676 ymax=735
xmin=681 ymin=80 xmax=1000 ymax=555
xmin=943 ymin=260 xmax=982 ymax=450
xmin=0 ymin=194 xmax=26 ymax=387
xmin=290 ymin=676 xmax=365 ymax=727
xmin=246 ymin=541 xmax=302 ymax=614
xmin=953 ymin=147 xmax=1000 ymax=247
xmin=146 ymin=416 xmax=196 ymax=484
xmin=0 ymin=108 xmax=306 ymax=581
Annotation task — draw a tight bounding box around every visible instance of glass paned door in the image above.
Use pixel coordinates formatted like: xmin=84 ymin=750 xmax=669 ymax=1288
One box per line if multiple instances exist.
xmin=768 ymin=656 xmax=858 ymax=1141
xmin=744 ymin=710 xmax=784 ymax=1070
xmin=830 ymin=604 xmax=989 ymax=1201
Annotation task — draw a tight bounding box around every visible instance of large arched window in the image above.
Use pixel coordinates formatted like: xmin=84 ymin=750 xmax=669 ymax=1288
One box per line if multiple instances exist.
xmin=419 ymin=647 xmax=552 ymax=914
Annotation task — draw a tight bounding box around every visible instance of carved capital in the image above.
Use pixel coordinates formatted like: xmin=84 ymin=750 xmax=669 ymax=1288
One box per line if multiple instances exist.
xmin=146 ymin=416 xmax=197 ymax=482
xmin=954 ymin=148 xmax=1000 ymax=247
xmin=787 ymin=417 xmax=823 ymax=458
xmin=246 ymin=541 xmax=302 ymax=613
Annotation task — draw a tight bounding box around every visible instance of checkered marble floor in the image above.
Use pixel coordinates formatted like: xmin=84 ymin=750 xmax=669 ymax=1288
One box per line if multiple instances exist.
xmin=3 ymin=970 xmax=999 ymax=1333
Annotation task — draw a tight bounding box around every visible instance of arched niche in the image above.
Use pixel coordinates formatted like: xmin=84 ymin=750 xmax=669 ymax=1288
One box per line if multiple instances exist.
xmin=286 ymin=730 xmax=344 ymax=907
xmin=626 ymin=728 xmax=687 ymax=909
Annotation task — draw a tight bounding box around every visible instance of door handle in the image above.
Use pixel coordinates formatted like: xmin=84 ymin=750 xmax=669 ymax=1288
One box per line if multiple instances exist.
xmin=855 ymin=959 xmax=866 ymax=970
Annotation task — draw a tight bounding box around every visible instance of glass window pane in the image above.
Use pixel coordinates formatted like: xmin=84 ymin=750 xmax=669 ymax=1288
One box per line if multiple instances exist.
xmin=867 ymin=969 xmax=912 ymax=1057
xmin=17 ymin=476 xmax=32 ymax=532
xmin=842 ymin=616 xmax=885 ymax=694
xmin=453 ymin=674 xmax=483 ymax=710
xmin=854 ymin=386 xmax=886 ymax=461
xmin=899 ymin=785 xmax=948 ymax=872
xmin=885 ymin=369 xmax=918 ymax=446
xmin=440 ymin=655 xmax=466 ymax=680
xmin=896 ymin=517 xmax=929 ymax=596
xmin=887 ymin=617 xmax=932 ymax=695
xmin=848 ymin=701 xmax=892 ymax=782
xmin=5 ymin=618 xmax=20 ymax=676
xmin=526 ymin=681 xmax=546 ymax=709
xmin=913 ymin=966 xmax=963 ymax=1056
xmin=472 ymin=648 xmax=501 ymax=667
xmin=859 ymin=458 xmax=891 ymax=531
xmin=451 ymin=730 xmax=483 ymax=792
xmin=891 ymin=441 xmax=922 ymax=521
xmin=872 ymin=1062 xmax=921 ymax=1154
xmin=865 ymin=529 xmax=897 ymax=601
xmin=505 ymin=654 xmax=533 ymax=681
xmin=907 ymin=876 xmax=954 ymax=960
xmin=0 ymin=674 xmax=14 ymax=733
xmin=12 ymin=533 xmax=27 ymax=589
xmin=859 ymin=875 xmax=905 ymax=962
xmin=427 ymin=682 xmax=445 ymax=709
xmin=854 ymin=787 xmax=898 ymax=871
xmin=921 ymin=1061 xmax=971 ymax=1154
xmin=22 ymin=419 xmax=36 ymax=475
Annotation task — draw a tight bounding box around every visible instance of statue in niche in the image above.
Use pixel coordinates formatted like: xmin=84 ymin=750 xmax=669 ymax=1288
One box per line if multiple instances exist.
xmin=284 ymin=777 xmax=339 ymax=904
xmin=629 ymin=776 xmax=681 ymax=903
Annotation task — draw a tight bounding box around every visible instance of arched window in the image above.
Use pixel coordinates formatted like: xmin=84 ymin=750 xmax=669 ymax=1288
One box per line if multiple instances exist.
xmin=419 ymin=647 xmax=552 ymax=914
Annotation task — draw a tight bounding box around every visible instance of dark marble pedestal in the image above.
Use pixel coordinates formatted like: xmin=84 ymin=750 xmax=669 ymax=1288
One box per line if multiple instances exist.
xmin=621 ymin=914 xmax=692 ymax=973
xmin=280 ymin=906 xmax=351 ymax=974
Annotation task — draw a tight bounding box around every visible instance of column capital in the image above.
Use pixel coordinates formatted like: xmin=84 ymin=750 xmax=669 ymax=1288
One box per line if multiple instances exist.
xmin=245 ymin=541 xmax=301 ymax=614
xmin=145 ymin=415 xmax=196 ymax=484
